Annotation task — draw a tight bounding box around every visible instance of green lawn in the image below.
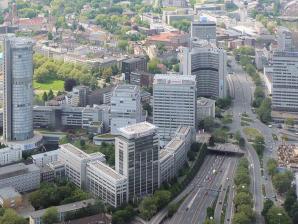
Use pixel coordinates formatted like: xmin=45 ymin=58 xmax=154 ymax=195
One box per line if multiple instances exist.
xmin=33 ymin=80 xmax=64 ymax=91
xmin=243 ymin=127 xmax=262 ymax=141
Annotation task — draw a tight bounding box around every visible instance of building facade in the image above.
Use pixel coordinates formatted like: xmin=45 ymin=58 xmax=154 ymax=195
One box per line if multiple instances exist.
xmin=115 ymin=122 xmax=159 ymax=201
xmin=271 ymin=51 xmax=298 ymax=112
xmin=110 ymin=85 xmax=142 ymax=135
xmin=153 ymin=74 xmax=197 ymax=142
xmin=183 ymin=46 xmax=227 ymax=99
xmin=191 ymin=18 xmax=216 ymax=42
xmin=0 ymin=146 xmax=22 ymax=166
xmin=3 ymin=36 xmax=34 ymax=141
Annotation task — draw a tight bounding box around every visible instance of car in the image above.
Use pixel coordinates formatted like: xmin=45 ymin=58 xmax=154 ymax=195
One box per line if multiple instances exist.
xmin=219 ymin=201 xmax=222 ymax=204
xmin=268 ymin=125 xmax=272 ymax=128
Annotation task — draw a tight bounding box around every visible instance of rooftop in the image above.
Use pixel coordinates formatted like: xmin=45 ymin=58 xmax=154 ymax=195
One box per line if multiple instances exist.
xmin=60 ymin=144 xmax=89 ymax=159
xmin=88 ymin=161 xmax=126 ymax=181
xmin=175 ymin=126 xmax=191 ymax=136
xmin=118 ymin=122 xmax=157 ymax=139
xmin=197 ymin=97 xmax=215 ymax=106
xmin=114 ymin=84 xmax=138 ymax=92
xmin=154 ymin=74 xmax=196 ymax=85
xmin=147 ymin=31 xmax=186 ymax=42
xmin=0 ymin=163 xmax=39 ymax=179
xmin=165 ymin=138 xmax=184 ymax=152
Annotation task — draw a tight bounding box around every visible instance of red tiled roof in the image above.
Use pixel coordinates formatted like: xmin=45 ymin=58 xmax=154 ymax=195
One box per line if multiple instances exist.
xmin=18 ymin=17 xmax=45 ymax=26
xmin=147 ymin=31 xmax=184 ymax=42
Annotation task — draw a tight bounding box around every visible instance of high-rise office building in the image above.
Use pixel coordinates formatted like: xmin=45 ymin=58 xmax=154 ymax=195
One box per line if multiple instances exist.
xmin=183 ymin=46 xmax=227 ymax=98
xmin=191 ymin=17 xmax=216 ymax=42
xmin=110 ymin=84 xmax=143 ymax=134
xmin=115 ymin=122 xmax=159 ymax=201
xmin=271 ymin=51 xmax=298 ymax=112
xmin=3 ymin=36 xmax=34 ymax=141
xmin=122 ymin=57 xmax=147 ymax=81
xmin=277 ymin=27 xmax=293 ymax=52
xmin=153 ymin=74 xmax=197 ymax=142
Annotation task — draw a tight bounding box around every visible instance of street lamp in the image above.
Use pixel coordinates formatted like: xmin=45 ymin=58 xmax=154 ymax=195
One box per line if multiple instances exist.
xmin=277 ymin=212 xmax=282 ymax=224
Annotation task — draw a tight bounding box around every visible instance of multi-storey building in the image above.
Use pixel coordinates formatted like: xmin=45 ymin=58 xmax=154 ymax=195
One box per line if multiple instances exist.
xmin=277 ymin=27 xmax=293 ymax=52
xmin=153 ymin=74 xmax=197 ymax=142
xmin=115 ymin=122 xmax=159 ymax=201
xmin=0 ymin=163 xmax=40 ymax=192
xmin=3 ymin=36 xmax=34 ymax=141
xmin=32 ymin=150 xmax=58 ymax=167
xmin=0 ymin=146 xmax=22 ymax=166
xmin=110 ymin=85 xmax=143 ymax=135
xmin=197 ymin=97 xmax=216 ymax=121
xmin=271 ymin=51 xmax=298 ymax=112
xmin=122 ymin=57 xmax=147 ymax=81
xmin=86 ymin=160 xmax=128 ymax=207
xmin=183 ymin=46 xmax=227 ymax=99
xmin=58 ymin=144 xmax=105 ymax=188
xmin=191 ymin=18 xmax=216 ymax=42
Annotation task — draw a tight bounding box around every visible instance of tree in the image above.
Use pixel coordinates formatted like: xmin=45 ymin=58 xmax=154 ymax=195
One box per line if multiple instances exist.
xmin=204 ymin=219 xmax=216 ymax=224
xmin=143 ymin=103 xmax=152 ymax=116
xmin=256 ymin=98 xmax=271 ymax=123
xmin=284 ymin=187 xmax=297 ymax=213
xmin=0 ymin=209 xmax=27 ymax=224
xmin=42 ymin=207 xmax=59 ymax=224
xmin=42 ymin=92 xmax=48 ymax=102
xmin=234 ymin=192 xmax=252 ymax=208
xmin=48 ymin=89 xmax=54 ymax=100
xmin=154 ymin=190 xmax=171 ymax=210
xmin=272 ymin=171 xmax=294 ymax=194
xmin=118 ymin=40 xmax=128 ymax=51
xmin=262 ymin=199 xmax=274 ymax=217
xmin=266 ymin=206 xmax=292 ymax=224
xmin=48 ymin=32 xmax=53 ymax=40
xmin=239 ymin=138 xmax=245 ymax=148
xmin=253 ymin=135 xmax=265 ymax=156
xmin=173 ymin=64 xmax=179 ymax=72
xmin=232 ymin=211 xmax=251 ymax=224
xmin=139 ymin=197 xmax=157 ymax=220
xmin=267 ymin=159 xmax=278 ymax=176
xmin=208 ymin=136 xmax=215 ymax=146
xmin=148 ymin=58 xmax=161 ymax=74
xmin=206 ymin=207 xmax=214 ymax=219
xmin=202 ymin=117 xmax=215 ymax=132
xmin=64 ymin=78 xmax=77 ymax=91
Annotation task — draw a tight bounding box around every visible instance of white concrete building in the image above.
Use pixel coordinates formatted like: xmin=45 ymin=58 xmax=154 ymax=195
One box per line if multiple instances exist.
xmin=0 ymin=163 xmax=40 ymax=192
xmin=115 ymin=122 xmax=159 ymax=200
xmin=32 ymin=150 xmax=58 ymax=167
xmin=110 ymin=85 xmax=143 ymax=135
xmin=183 ymin=46 xmax=227 ymax=99
xmin=153 ymin=74 xmax=197 ymax=142
xmin=197 ymin=97 xmax=216 ymax=121
xmin=58 ymin=144 xmax=105 ymax=188
xmin=86 ymin=160 xmax=128 ymax=207
xmin=271 ymin=51 xmax=298 ymax=112
xmin=0 ymin=146 xmax=22 ymax=166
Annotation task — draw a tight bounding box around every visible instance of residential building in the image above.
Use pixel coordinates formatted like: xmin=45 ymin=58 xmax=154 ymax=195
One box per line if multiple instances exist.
xmin=28 ymin=199 xmax=95 ymax=224
xmin=0 ymin=146 xmax=22 ymax=166
xmin=183 ymin=46 xmax=227 ymax=98
xmin=191 ymin=18 xmax=216 ymax=42
xmin=0 ymin=187 xmax=22 ymax=208
xmin=115 ymin=122 xmax=159 ymax=201
xmin=197 ymin=97 xmax=216 ymax=121
xmin=110 ymin=85 xmax=143 ymax=135
xmin=87 ymin=85 xmax=115 ymax=105
xmin=122 ymin=57 xmax=147 ymax=81
xmin=0 ymin=163 xmax=40 ymax=192
xmin=153 ymin=74 xmax=197 ymax=142
xmin=32 ymin=150 xmax=58 ymax=167
xmin=3 ymin=36 xmax=34 ymax=141
xmin=58 ymin=144 xmax=105 ymax=189
xmin=86 ymin=160 xmax=128 ymax=207
xmin=271 ymin=51 xmax=298 ymax=112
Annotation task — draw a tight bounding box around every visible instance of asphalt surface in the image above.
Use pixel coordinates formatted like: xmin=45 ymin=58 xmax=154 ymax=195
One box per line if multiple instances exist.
xmin=165 ymin=155 xmax=237 ymax=224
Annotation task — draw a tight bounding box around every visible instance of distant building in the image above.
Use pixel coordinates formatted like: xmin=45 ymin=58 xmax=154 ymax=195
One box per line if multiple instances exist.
xmin=86 ymin=160 xmax=128 ymax=207
xmin=271 ymin=51 xmax=298 ymax=112
xmin=0 ymin=146 xmax=22 ymax=166
xmin=110 ymin=85 xmax=143 ymax=135
xmin=115 ymin=122 xmax=159 ymax=201
xmin=191 ymin=18 xmax=216 ymax=42
xmin=58 ymin=144 xmax=105 ymax=189
xmin=87 ymin=85 xmax=115 ymax=106
xmin=153 ymin=74 xmax=197 ymax=142
xmin=183 ymin=46 xmax=227 ymax=99
xmin=122 ymin=57 xmax=147 ymax=81
xmin=277 ymin=27 xmax=293 ymax=52
xmin=0 ymin=163 xmax=40 ymax=192
xmin=197 ymin=97 xmax=216 ymax=121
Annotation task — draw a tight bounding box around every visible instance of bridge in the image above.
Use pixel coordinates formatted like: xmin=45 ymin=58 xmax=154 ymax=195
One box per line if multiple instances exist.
xmin=209 ymin=143 xmax=245 ymax=155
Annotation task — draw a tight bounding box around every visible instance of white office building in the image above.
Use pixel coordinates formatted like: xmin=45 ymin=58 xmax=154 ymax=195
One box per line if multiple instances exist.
xmin=191 ymin=17 xmax=216 ymax=42
xmin=0 ymin=146 xmax=22 ymax=166
xmin=183 ymin=46 xmax=227 ymax=99
xmin=110 ymin=85 xmax=143 ymax=135
xmin=271 ymin=51 xmax=298 ymax=112
xmin=58 ymin=144 xmax=105 ymax=188
xmin=86 ymin=160 xmax=128 ymax=207
xmin=0 ymin=163 xmax=40 ymax=192
xmin=115 ymin=122 xmax=159 ymax=200
xmin=153 ymin=74 xmax=197 ymax=142
xmin=32 ymin=150 xmax=58 ymax=167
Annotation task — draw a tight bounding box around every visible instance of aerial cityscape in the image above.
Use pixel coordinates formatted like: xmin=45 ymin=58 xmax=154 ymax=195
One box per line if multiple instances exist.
xmin=0 ymin=0 xmax=297 ymax=223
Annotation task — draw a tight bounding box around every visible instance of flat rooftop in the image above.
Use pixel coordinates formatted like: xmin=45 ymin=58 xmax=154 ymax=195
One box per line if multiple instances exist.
xmin=176 ymin=126 xmax=191 ymax=136
xmin=88 ymin=161 xmax=125 ymax=181
xmin=0 ymin=163 xmax=39 ymax=179
xmin=197 ymin=97 xmax=215 ymax=106
xmin=114 ymin=84 xmax=138 ymax=92
xmin=118 ymin=122 xmax=156 ymax=139
xmin=154 ymin=74 xmax=196 ymax=85
xmin=60 ymin=144 xmax=89 ymax=159
xmin=165 ymin=138 xmax=184 ymax=152
xmin=0 ymin=187 xmax=21 ymax=199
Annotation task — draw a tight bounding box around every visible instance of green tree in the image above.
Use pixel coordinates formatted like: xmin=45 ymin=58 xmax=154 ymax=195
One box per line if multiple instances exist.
xmin=0 ymin=209 xmax=27 ymax=224
xmin=272 ymin=171 xmax=294 ymax=194
xmin=232 ymin=211 xmax=251 ymax=224
xmin=139 ymin=197 xmax=157 ymax=220
xmin=253 ymin=135 xmax=265 ymax=156
xmin=284 ymin=187 xmax=297 ymax=213
xmin=234 ymin=192 xmax=252 ymax=208
xmin=154 ymin=190 xmax=171 ymax=209
xmin=48 ymin=32 xmax=53 ymax=40
xmin=267 ymin=159 xmax=278 ymax=176
xmin=48 ymin=89 xmax=54 ymax=100
xmin=148 ymin=58 xmax=161 ymax=74
xmin=118 ymin=40 xmax=128 ymax=51
xmin=256 ymin=98 xmax=271 ymax=123
xmin=266 ymin=206 xmax=292 ymax=224
xmin=173 ymin=64 xmax=179 ymax=72
xmin=201 ymin=117 xmax=215 ymax=132
xmin=42 ymin=92 xmax=48 ymax=102
xmin=41 ymin=207 xmax=59 ymax=224
xmin=143 ymin=103 xmax=152 ymax=116
xmin=262 ymin=199 xmax=274 ymax=217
